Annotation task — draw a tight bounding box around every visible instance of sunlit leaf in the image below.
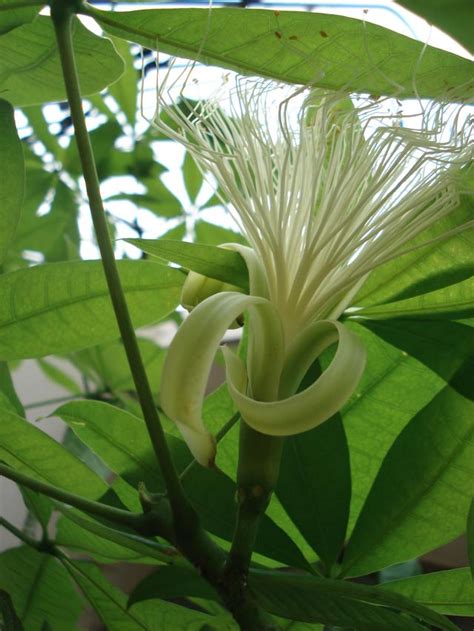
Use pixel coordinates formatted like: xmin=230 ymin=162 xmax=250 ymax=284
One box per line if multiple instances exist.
xmin=342 ymin=381 xmax=474 ymax=577
xmin=0 ymin=17 xmax=124 ymax=106
xmin=0 ymin=259 xmax=183 ymax=360
xmin=90 ymin=6 xmax=474 ymax=98
xmin=0 ymin=99 xmax=24 ymax=265
xmin=0 ymin=546 xmax=82 ymax=631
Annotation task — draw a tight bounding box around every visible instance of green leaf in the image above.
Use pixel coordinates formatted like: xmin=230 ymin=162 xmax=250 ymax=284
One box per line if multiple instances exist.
xmin=54 ymin=400 xmax=165 ymax=492
xmin=0 ymin=259 xmax=183 ymax=360
xmin=56 ymin=508 xmax=176 ymax=565
xmin=0 ymin=361 xmax=23 ymax=415
xmin=91 ymin=7 xmax=474 ymax=98
xmin=360 ymin=319 xmax=474 ymax=399
xmin=383 ymin=567 xmax=474 ymax=616
xmin=107 ymin=37 xmax=137 ymax=127
xmin=354 ymin=177 xmax=474 ymax=308
xmin=70 ymin=337 xmax=165 ymax=395
xmin=249 ymin=570 xmax=456 ymax=631
xmin=342 ymin=383 xmax=474 ymax=577
xmin=128 ymin=565 xmax=218 ymax=607
xmin=0 ymin=0 xmax=38 ymax=35
xmin=0 ymin=99 xmax=24 ymax=265
xmin=0 ymin=589 xmax=23 ymax=631
xmin=0 ymin=17 xmax=124 ymax=106
xmin=276 ymin=408 xmax=351 ymax=572
xmin=64 ymin=119 xmax=123 ymax=178
xmin=0 ymin=546 xmax=82 ymax=631
xmin=37 ymin=358 xmax=81 ymax=394
xmin=183 ymin=152 xmax=203 ymax=203
xmin=0 ymin=405 xmax=107 ymax=498
xmin=195 ymin=220 xmax=247 ymax=246
xmin=126 ymin=238 xmax=249 ymax=290
xmin=342 ymin=322 xmax=446 ymax=532
xmin=108 ymin=190 xmax=182 ymax=218
xmin=353 ymin=276 xmax=474 ymax=320
xmin=469 ymin=498 xmax=474 ymax=579
xmin=396 ymin=0 xmax=474 ymax=53
xmin=62 ymin=559 xmax=217 ymax=631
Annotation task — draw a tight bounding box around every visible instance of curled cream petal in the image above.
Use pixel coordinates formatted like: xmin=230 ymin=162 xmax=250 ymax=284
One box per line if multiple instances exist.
xmin=160 ymin=291 xmax=283 ymax=466
xmin=223 ymin=320 xmax=366 ymax=436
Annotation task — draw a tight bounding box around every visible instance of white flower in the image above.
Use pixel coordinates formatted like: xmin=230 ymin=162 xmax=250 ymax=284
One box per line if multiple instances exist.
xmin=153 ymin=68 xmax=472 ymax=466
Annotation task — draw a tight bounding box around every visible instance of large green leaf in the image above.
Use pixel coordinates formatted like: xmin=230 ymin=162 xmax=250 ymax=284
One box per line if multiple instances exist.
xmin=0 ymin=0 xmax=39 ymax=35
xmin=249 ymin=570 xmax=456 ymax=631
xmin=128 ymin=565 xmax=218 ymax=607
xmin=396 ymin=0 xmax=474 ymax=53
xmin=70 ymin=337 xmax=165 ymax=395
xmin=354 ymin=180 xmax=474 ymax=309
xmin=62 ymin=559 xmax=224 ymax=631
xmin=0 ymin=99 xmax=24 ymax=265
xmin=0 ymin=16 xmax=124 ymax=106
xmin=276 ymin=410 xmax=350 ymax=572
xmin=0 ymin=259 xmax=183 ymax=360
xmin=127 ymin=238 xmax=249 ymax=290
xmin=0 ymin=546 xmax=82 ymax=631
xmin=0 ymin=405 xmax=107 ymax=498
xmin=55 ymin=400 xmax=165 ymax=492
xmin=342 ymin=322 xmax=445 ymax=531
xmin=354 ymin=276 xmax=474 ymax=320
xmin=88 ymin=6 xmax=474 ymax=98
xmin=360 ymin=319 xmax=474 ymax=399
xmin=342 ymin=383 xmax=474 ymax=577
xmin=384 ymin=568 xmax=474 ymax=616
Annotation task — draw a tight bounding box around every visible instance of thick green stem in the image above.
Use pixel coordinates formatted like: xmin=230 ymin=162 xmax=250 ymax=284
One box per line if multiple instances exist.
xmin=50 ymin=1 xmax=194 ymax=528
xmin=224 ymin=423 xmax=283 ymax=623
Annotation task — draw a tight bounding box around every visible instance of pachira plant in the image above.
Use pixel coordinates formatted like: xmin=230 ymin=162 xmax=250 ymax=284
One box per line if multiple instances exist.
xmin=0 ymin=0 xmax=473 ymax=630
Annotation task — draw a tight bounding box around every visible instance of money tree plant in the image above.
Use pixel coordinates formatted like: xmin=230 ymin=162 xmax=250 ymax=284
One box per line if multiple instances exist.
xmin=0 ymin=0 xmax=473 ymax=630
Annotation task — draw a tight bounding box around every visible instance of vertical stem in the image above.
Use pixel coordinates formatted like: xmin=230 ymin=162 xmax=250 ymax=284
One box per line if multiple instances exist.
xmin=50 ymin=2 xmax=194 ymax=525
xmin=226 ymin=423 xmax=284 ymax=582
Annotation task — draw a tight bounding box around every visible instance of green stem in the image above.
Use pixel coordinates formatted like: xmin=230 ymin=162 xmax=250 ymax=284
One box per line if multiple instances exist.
xmin=0 ymin=0 xmax=42 ymax=10
xmin=0 ymin=463 xmax=155 ymax=534
xmin=225 ymin=423 xmax=284 ymax=586
xmin=50 ymin=1 xmax=194 ymax=527
xmin=0 ymin=516 xmax=39 ymax=549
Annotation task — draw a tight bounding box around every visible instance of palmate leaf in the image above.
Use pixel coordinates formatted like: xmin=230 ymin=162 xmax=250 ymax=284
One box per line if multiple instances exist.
xmin=0 ymin=16 xmax=123 ymax=106
xmin=0 ymin=99 xmax=24 ymax=266
xmin=0 ymin=405 xmax=107 ymax=499
xmin=0 ymin=259 xmax=183 ymax=360
xmin=249 ymin=570 xmax=456 ymax=631
xmin=353 ymin=168 xmax=474 ymax=310
xmin=342 ymin=380 xmax=474 ymax=578
xmin=61 ymin=559 xmax=224 ymax=631
xmin=88 ymin=6 xmax=474 ymax=98
xmin=384 ymin=567 xmax=474 ymax=616
xmin=0 ymin=546 xmax=82 ymax=631
xmin=0 ymin=0 xmax=39 ymax=35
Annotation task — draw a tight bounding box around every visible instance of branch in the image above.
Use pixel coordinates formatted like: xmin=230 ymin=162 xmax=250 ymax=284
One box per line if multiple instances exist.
xmin=50 ymin=0 xmax=195 ymax=528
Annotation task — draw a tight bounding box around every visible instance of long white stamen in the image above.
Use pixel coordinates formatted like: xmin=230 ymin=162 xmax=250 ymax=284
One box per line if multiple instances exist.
xmin=150 ymin=67 xmax=472 ymax=338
